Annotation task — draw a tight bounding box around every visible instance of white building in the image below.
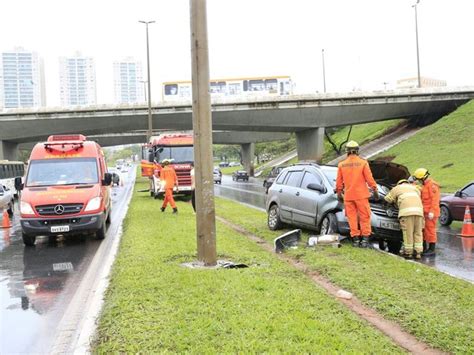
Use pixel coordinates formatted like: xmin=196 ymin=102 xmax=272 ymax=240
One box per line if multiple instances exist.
xmin=113 ymin=58 xmax=145 ymax=104
xmin=59 ymin=53 xmax=96 ymax=107
xmin=0 ymin=47 xmax=46 ymax=110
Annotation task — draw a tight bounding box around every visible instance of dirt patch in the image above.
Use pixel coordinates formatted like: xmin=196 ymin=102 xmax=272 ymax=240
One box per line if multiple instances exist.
xmin=216 ymin=216 xmax=446 ymax=355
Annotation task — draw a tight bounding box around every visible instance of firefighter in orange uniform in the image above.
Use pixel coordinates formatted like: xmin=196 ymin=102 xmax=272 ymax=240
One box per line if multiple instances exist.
xmin=160 ymin=159 xmax=179 ymax=213
xmin=336 ymin=141 xmax=379 ymax=248
xmin=412 ymin=168 xmax=440 ymax=256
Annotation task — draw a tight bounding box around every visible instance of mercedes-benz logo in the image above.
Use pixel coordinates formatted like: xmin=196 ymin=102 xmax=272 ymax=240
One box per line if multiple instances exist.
xmin=54 ymin=205 xmax=65 ymax=215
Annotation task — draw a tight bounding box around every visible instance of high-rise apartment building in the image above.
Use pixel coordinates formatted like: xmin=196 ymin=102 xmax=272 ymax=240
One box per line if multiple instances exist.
xmin=59 ymin=53 xmax=96 ymax=107
xmin=0 ymin=47 xmax=46 ymax=109
xmin=113 ymin=58 xmax=145 ymax=104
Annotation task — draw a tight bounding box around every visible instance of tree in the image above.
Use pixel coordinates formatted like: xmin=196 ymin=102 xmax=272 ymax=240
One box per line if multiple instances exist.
xmin=325 ymin=125 xmax=353 ymax=156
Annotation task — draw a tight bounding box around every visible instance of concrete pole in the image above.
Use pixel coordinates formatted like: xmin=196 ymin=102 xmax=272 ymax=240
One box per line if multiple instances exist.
xmin=139 ymin=20 xmax=155 ymax=142
xmin=241 ymin=143 xmax=255 ymax=177
xmin=190 ymin=0 xmax=217 ymax=266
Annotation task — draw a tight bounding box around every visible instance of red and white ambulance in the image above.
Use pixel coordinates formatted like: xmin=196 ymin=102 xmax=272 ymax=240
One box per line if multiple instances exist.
xmin=16 ymin=135 xmax=112 ymax=246
xmin=141 ymin=133 xmax=194 ymax=198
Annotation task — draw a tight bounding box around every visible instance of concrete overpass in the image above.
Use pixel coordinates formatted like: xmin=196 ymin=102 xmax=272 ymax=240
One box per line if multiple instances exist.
xmin=1 ymin=87 xmax=473 ymax=163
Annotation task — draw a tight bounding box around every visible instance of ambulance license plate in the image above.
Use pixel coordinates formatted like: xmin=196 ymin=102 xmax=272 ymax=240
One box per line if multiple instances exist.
xmin=51 ymin=225 xmax=70 ymax=233
xmin=380 ymin=221 xmax=399 ymax=230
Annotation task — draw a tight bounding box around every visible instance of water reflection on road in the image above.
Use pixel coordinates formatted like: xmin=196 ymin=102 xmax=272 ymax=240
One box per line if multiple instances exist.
xmin=215 ymin=175 xmax=473 ymax=283
xmin=0 ymin=169 xmax=134 ymax=353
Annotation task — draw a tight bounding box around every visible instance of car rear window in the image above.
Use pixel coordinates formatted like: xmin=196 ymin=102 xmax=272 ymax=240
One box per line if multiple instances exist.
xmin=275 ymin=171 xmax=287 ymax=184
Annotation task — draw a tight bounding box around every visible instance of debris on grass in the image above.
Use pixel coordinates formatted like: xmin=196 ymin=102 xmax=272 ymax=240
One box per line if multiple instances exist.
xmin=274 ymin=229 xmax=301 ymax=253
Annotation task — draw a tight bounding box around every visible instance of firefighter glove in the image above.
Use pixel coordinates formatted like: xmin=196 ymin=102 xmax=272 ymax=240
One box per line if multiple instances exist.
xmin=428 ymin=212 xmax=434 ymax=220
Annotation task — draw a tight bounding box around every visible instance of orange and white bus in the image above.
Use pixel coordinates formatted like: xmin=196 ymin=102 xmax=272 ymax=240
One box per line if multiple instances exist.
xmin=162 ymin=75 xmax=293 ymax=102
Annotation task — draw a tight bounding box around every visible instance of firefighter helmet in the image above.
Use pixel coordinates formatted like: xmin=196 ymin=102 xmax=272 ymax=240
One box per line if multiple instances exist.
xmin=413 ymin=168 xmax=429 ymax=180
xmin=161 ymin=159 xmax=171 ymax=165
xmin=345 ymin=140 xmax=360 ymax=153
xmin=397 ymin=179 xmax=409 ymax=185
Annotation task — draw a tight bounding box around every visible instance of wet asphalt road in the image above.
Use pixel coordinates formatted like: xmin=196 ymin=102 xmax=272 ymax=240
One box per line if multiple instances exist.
xmin=215 ymin=175 xmax=474 ymax=283
xmin=0 ymin=168 xmax=135 ymax=354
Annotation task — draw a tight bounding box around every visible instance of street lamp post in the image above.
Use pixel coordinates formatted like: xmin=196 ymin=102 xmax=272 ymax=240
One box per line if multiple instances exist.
xmin=139 ymin=20 xmax=155 ymax=142
xmin=412 ymin=0 xmax=421 ymax=88
xmin=321 ymin=49 xmax=327 ymax=93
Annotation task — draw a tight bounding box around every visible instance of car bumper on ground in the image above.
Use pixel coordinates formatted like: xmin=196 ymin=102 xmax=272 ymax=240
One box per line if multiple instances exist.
xmin=20 ymin=212 xmax=105 ymax=237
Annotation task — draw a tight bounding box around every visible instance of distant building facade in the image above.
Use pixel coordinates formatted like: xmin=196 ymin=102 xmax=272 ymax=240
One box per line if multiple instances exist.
xmin=0 ymin=47 xmax=46 ymax=109
xmin=59 ymin=53 xmax=96 ymax=107
xmin=397 ymin=77 xmax=447 ymax=89
xmin=113 ymin=58 xmax=144 ymax=104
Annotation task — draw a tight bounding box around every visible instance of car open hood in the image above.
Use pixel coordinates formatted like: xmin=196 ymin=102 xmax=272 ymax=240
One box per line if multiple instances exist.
xmin=368 ymin=160 xmax=410 ymax=188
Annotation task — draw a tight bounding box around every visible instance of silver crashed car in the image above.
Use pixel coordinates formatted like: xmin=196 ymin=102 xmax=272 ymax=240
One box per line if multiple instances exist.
xmin=265 ymin=161 xmax=410 ymax=253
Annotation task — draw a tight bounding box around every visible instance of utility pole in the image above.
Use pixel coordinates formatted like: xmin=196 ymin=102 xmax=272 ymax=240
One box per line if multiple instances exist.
xmin=190 ymin=0 xmax=217 ymax=266
xmin=412 ymin=0 xmax=421 ymax=88
xmin=321 ymin=49 xmax=327 ymax=93
xmin=139 ymin=20 xmax=155 ymax=142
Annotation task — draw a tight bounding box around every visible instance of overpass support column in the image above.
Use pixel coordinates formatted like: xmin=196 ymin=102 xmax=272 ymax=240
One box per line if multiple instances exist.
xmin=241 ymin=143 xmax=255 ymax=176
xmin=296 ymin=127 xmax=325 ymax=162
xmin=0 ymin=141 xmax=19 ymax=160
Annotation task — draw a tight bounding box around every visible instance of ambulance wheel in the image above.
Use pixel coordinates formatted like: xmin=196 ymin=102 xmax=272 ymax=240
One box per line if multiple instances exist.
xmin=95 ymin=223 xmax=106 ymax=240
xmin=22 ymin=233 xmax=36 ymax=247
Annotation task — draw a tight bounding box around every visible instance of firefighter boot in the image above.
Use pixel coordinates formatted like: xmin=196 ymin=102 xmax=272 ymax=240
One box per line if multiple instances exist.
xmin=422 ymin=241 xmax=428 ymax=253
xmin=172 ymin=207 xmax=178 ymax=214
xmin=360 ymin=236 xmax=370 ymax=248
xmin=161 ymin=207 xmax=165 ymax=212
xmin=423 ymin=243 xmax=436 ymax=257
xmin=352 ymin=237 xmax=361 ymax=247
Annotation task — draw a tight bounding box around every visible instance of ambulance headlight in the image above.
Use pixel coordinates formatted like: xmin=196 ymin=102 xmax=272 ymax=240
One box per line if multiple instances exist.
xmin=20 ymin=201 xmax=35 ymax=215
xmin=85 ymin=197 xmax=102 ymax=212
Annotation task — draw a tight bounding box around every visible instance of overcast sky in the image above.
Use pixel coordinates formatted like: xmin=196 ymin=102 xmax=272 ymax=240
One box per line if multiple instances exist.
xmin=1 ymin=0 xmax=473 ymax=107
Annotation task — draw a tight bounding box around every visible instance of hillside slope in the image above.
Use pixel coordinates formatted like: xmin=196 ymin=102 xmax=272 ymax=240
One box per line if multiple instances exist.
xmin=377 ymin=100 xmax=474 ymax=192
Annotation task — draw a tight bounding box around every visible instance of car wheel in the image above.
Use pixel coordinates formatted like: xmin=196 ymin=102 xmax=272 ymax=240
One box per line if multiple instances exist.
xmin=439 ymin=205 xmax=452 ymax=226
xmin=268 ymin=204 xmax=283 ymax=230
xmin=106 ymin=209 xmax=112 ymax=225
xmin=387 ymin=240 xmax=402 ymax=254
xmin=22 ymin=233 xmax=36 ymax=247
xmin=7 ymin=201 xmax=14 ymax=217
xmin=378 ymin=239 xmax=387 ymax=251
xmin=95 ymin=221 xmax=107 ymax=240
xmin=320 ymin=213 xmax=338 ymax=235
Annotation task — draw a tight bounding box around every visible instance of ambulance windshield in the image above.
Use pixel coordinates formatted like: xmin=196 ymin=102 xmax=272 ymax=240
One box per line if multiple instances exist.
xmin=26 ymin=158 xmax=99 ymax=187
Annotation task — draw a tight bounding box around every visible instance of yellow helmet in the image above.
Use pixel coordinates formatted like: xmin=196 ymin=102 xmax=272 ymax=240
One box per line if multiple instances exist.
xmin=397 ymin=179 xmax=409 ymax=185
xmin=413 ymin=168 xmax=429 ymax=180
xmin=161 ymin=159 xmax=171 ymax=165
xmin=345 ymin=140 xmax=359 ymax=153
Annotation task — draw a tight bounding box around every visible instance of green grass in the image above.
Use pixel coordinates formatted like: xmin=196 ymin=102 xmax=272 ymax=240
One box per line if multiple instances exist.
xmin=93 ymin=178 xmax=403 ymax=353
xmin=321 ymin=119 xmax=405 ymax=163
xmin=258 ymin=119 xmax=405 ymax=178
xmin=220 ymin=165 xmax=241 ymax=175
xmin=376 ymin=100 xmax=474 ymax=192
xmin=215 ymin=198 xmax=474 ymax=354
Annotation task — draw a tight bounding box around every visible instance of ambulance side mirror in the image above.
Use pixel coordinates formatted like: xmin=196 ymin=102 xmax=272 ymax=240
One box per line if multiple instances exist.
xmin=15 ymin=177 xmax=24 ymax=191
xmin=102 ymin=173 xmax=112 ymax=186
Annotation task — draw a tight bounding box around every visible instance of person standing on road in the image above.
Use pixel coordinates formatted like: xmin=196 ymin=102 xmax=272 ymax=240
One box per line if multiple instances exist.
xmin=384 ymin=179 xmax=424 ymax=259
xmin=412 ymin=168 xmax=440 ymax=256
xmin=336 ymin=141 xmax=379 ymax=248
xmin=160 ymin=159 xmax=179 ymax=214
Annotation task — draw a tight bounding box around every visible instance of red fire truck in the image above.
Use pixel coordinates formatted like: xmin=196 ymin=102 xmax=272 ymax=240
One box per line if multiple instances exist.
xmin=141 ymin=133 xmax=194 ymax=198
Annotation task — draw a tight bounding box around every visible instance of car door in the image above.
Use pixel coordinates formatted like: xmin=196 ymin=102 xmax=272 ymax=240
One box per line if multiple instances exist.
xmin=292 ymin=170 xmax=325 ymax=226
xmin=276 ymin=170 xmax=303 ymax=222
xmin=452 ymin=183 xmax=474 ymax=220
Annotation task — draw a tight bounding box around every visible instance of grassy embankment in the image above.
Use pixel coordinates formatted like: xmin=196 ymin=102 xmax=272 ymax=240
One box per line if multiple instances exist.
xmin=215 ymin=198 xmax=474 ymax=354
xmin=376 ymin=100 xmax=474 ymax=192
xmin=259 ymin=118 xmax=406 ymax=176
xmin=93 ymin=179 xmax=403 ymax=353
